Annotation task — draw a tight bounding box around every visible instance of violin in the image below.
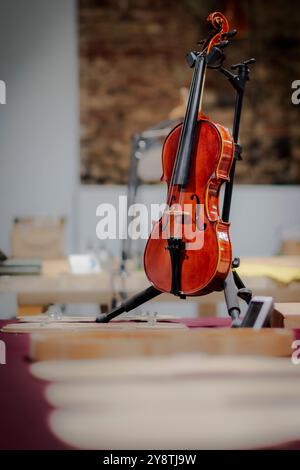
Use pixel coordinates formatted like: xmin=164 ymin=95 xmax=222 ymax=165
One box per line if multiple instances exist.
xmin=144 ymin=12 xmax=234 ymax=297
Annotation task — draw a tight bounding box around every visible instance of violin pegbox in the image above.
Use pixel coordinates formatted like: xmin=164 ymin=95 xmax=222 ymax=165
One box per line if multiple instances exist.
xmin=205 ymin=12 xmax=230 ymax=53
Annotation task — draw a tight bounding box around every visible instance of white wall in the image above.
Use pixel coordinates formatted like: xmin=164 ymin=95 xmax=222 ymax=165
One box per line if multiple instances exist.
xmin=78 ymin=184 xmax=300 ymax=258
xmin=0 ymin=0 xmax=79 ymax=254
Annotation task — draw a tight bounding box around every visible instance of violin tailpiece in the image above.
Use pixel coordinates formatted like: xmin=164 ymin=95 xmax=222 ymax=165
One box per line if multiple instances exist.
xmin=166 ymin=237 xmax=185 ymax=296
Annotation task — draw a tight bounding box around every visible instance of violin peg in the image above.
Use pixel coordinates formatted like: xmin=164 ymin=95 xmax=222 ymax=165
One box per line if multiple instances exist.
xmin=214 ymin=40 xmax=229 ymax=49
xmin=244 ymin=58 xmax=256 ymax=65
xmin=221 ymin=29 xmax=237 ymax=39
xmin=186 ymin=51 xmax=198 ymax=68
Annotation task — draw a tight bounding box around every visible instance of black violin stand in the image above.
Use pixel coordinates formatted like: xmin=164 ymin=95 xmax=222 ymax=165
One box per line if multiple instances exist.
xmin=96 ymin=52 xmax=256 ymax=327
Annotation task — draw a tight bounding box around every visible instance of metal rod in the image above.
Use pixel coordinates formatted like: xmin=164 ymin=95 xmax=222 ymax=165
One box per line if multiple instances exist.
xmin=222 ymin=76 xmax=245 ymax=223
xmin=96 ymin=286 xmax=161 ymax=323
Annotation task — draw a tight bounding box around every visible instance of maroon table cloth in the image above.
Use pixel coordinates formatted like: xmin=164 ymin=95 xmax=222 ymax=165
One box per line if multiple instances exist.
xmin=0 ymin=320 xmax=69 ymax=449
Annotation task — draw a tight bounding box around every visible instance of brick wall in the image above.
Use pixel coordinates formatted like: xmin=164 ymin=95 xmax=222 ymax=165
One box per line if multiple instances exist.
xmin=79 ymin=0 xmax=300 ymax=184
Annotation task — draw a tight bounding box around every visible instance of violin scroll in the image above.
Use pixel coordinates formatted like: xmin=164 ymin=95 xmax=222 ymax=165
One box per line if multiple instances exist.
xmin=206 ymin=12 xmax=230 ymax=52
xmin=198 ymin=12 xmax=230 ymax=54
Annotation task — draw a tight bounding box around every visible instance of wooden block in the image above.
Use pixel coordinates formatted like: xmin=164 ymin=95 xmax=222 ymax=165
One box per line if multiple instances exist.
xmin=17 ymin=304 xmax=45 ymax=316
xmin=1 ymin=320 xmax=186 ymax=334
xmin=280 ymin=240 xmax=300 ymax=256
xmin=29 ymin=328 xmax=294 ymax=362
xmin=16 ymin=315 xmax=97 ymax=323
xmin=272 ymin=303 xmax=300 ymax=328
xmin=16 ymin=313 xmax=178 ymax=323
xmin=11 ymin=217 xmax=65 ymax=259
xmin=42 ymin=259 xmax=70 ymax=276
xmin=197 ymin=302 xmax=216 ymax=317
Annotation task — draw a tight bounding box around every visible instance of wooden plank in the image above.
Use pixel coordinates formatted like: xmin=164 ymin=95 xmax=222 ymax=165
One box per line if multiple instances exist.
xmin=272 ymin=302 xmax=300 ymax=328
xmin=17 ymin=304 xmax=45 ymax=316
xmin=27 ymin=328 xmax=294 ymax=361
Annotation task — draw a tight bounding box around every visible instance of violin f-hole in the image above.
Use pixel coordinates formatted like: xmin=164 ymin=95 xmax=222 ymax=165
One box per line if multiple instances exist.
xmin=190 ymin=194 xmax=206 ymax=231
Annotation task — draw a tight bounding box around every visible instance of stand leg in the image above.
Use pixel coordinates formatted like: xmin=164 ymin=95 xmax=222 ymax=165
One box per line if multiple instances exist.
xmin=232 ymin=269 xmax=246 ymax=289
xmin=233 ymin=271 xmax=252 ymax=304
xmin=224 ymin=270 xmax=241 ymax=327
xmin=224 ymin=258 xmax=253 ymax=327
xmin=96 ymin=286 xmax=161 ymax=323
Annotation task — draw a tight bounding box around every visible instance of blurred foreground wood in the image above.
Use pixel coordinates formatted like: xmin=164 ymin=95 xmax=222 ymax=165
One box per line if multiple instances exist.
xmin=30 ymin=353 xmax=300 ymax=450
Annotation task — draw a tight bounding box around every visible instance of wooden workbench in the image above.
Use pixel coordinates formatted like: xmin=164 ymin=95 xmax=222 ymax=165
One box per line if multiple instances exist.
xmin=0 ymin=256 xmax=299 ymax=315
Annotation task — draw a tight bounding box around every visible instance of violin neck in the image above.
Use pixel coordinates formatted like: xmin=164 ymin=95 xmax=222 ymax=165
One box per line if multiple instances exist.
xmin=172 ymin=53 xmax=207 ymax=187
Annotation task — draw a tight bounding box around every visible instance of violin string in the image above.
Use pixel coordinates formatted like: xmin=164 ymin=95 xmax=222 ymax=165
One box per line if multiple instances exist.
xmin=168 ymin=55 xmax=200 ymax=197
xmin=177 ymin=53 xmax=207 ymax=241
xmin=162 ymin=53 xmax=200 ymax=239
xmin=163 ymin=19 xmax=225 ymax=241
xmin=167 ymin=53 xmax=204 ymax=241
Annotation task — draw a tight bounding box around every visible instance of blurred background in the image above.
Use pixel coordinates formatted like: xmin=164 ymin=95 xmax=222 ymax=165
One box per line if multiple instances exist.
xmin=80 ymin=0 xmax=300 ymax=186
xmin=0 ymin=0 xmax=299 ymax=317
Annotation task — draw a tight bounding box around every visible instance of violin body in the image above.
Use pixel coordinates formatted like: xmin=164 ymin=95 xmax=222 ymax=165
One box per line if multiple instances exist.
xmin=144 ymin=115 xmax=234 ymax=296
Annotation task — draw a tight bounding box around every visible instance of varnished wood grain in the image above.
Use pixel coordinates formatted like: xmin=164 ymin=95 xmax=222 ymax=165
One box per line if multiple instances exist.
xmin=144 ymin=116 xmax=234 ymax=296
